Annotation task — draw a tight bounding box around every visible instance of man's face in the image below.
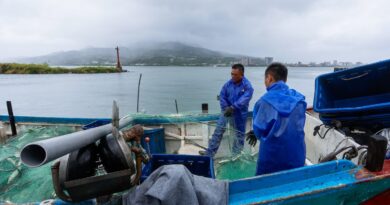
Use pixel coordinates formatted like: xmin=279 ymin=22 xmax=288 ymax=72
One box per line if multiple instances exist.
xmin=231 ymin=68 xmax=243 ymax=83
xmin=264 ymin=73 xmax=274 ymax=88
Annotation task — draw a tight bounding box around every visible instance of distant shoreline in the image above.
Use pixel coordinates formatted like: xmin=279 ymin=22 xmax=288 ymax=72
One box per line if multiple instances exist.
xmin=0 ymin=63 xmax=122 ymax=74
xmin=56 ymin=64 xmax=335 ymax=67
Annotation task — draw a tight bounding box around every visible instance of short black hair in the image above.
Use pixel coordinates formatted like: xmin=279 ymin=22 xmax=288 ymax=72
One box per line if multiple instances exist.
xmin=265 ymin=62 xmax=288 ymax=82
xmin=232 ymin=63 xmax=245 ymax=73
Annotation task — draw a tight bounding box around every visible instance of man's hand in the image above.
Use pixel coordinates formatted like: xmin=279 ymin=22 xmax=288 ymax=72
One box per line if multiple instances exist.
xmin=122 ymin=124 xmax=144 ymax=142
xmin=246 ymin=130 xmax=257 ymax=147
xmin=224 ymin=106 xmax=234 ymax=117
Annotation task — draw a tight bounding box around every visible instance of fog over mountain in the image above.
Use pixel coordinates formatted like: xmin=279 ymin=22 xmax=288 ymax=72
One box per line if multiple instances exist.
xmin=14 ymin=42 xmax=266 ymax=66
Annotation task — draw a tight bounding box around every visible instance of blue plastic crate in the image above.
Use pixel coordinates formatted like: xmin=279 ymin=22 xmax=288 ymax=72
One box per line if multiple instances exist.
xmin=314 ymin=59 xmax=390 ymax=128
xmin=320 ymin=112 xmax=390 ymax=129
xmin=141 ymin=154 xmax=215 ymax=182
xmin=314 ymin=59 xmax=390 ymax=115
xmin=82 ymin=120 xmax=111 ymax=130
xmin=141 ymin=128 xmax=166 ymax=154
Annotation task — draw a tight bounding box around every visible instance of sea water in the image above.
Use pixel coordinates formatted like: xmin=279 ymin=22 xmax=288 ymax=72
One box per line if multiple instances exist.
xmin=0 ymin=66 xmax=332 ymax=118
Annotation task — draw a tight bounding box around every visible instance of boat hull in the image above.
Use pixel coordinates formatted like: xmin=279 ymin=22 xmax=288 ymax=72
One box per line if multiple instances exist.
xmin=1 ymin=113 xmax=389 ymax=204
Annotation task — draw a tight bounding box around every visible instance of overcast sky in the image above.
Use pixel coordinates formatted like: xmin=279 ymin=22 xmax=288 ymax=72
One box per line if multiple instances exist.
xmin=0 ymin=0 xmax=389 ymax=63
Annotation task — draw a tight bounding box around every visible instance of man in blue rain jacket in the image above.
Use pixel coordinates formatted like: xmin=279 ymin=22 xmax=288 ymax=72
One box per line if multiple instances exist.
xmin=246 ymin=62 xmax=306 ymax=175
xmin=201 ymin=64 xmax=254 ymax=157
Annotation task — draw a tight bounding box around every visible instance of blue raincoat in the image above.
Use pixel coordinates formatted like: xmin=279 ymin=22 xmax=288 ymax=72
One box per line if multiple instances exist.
xmin=253 ymin=81 xmax=306 ymax=175
xmin=206 ymin=77 xmax=253 ymax=156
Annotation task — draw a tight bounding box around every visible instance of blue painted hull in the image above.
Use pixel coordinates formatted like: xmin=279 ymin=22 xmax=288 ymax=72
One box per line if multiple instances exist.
xmin=229 ymin=160 xmax=390 ymax=204
xmin=1 ymin=114 xmax=389 ymax=204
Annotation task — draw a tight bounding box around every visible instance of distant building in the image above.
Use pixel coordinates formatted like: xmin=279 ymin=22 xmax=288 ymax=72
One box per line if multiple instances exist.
xmin=333 ymin=60 xmax=338 ymax=66
xmin=240 ymin=57 xmax=250 ymax=66
xmin=340 ymin=62 xmax=353 ymax=67
xmin=265 ymin=57 xmax=273 ymax=65
xmin=320 ymin=61 xmax=331 ymax=67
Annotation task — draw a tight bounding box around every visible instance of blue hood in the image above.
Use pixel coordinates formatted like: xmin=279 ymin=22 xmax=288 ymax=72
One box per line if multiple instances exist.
xmin=261 ymin=81 xmax=305 ymax=116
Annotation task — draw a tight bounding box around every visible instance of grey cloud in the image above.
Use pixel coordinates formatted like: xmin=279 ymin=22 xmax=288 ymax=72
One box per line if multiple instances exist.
xmin=0 ymin=0 xmax=389 ymax=63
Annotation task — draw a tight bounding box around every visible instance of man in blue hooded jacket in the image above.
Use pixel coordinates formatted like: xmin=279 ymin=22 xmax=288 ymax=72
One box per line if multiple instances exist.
xmin=202 ymin=64 xmax=254 ymax=157
xmin=246 ymin=62 xmax=306 ymax=175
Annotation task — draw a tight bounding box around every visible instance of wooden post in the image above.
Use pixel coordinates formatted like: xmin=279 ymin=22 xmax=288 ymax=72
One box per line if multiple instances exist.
xmin=136 ymin=73 xmax=142 ymax=112
xmin=175 ymin=99 xmax=179 ymax=114
xmin=0 ymin=122 xmax=6 ymax=144
xmin=6 ymin=101 xmax=17 ymax=136
xmin=202 ymin=103 xmax=208 ymax=114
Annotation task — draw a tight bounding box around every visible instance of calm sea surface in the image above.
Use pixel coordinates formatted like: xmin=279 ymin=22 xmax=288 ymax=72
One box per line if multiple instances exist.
xmin=0 ymin=66 xmax=333 ymax=118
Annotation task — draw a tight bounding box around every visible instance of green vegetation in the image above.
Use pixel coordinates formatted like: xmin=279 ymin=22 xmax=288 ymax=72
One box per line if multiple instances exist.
xmin=0 ymin=63 xmax=120 ymax=74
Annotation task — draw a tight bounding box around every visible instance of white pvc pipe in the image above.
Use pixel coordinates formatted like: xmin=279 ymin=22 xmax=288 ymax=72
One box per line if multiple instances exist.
xmin=20 ymin=116 xmax=133 ymax=167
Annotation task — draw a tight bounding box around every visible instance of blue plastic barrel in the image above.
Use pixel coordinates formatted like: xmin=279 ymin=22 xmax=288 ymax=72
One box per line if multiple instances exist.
xmin=141 ymin=128 xmax=166 ymax=154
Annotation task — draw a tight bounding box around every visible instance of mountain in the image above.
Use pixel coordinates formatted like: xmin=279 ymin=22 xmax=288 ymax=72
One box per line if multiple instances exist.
xmin=13 ymin=42 xmax=266 ymax=66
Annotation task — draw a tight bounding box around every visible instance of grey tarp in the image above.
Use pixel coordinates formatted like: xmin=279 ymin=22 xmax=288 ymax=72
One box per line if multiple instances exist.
xmin=122 ymin=165 xmax=228 ymax=205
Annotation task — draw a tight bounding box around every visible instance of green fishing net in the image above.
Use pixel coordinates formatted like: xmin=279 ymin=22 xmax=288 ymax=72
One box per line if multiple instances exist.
xmin=215 ymin=151 xmax=258 ymax=180
xmin=146 ymin=112 xmax=259 ymax=180
xmin=0 ymin=113 xmax=257 ymax=203
xmin=0 ymin=126 xmax=75 ymax=203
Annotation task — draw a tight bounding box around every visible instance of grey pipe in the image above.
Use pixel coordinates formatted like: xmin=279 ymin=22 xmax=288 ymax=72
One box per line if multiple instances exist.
xmin=20 ymin=115 xmax=133 ymax=167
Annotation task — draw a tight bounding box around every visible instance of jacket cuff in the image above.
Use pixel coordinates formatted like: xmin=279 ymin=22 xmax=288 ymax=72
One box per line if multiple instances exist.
xmin=232 ymin=103 xmax=240 ymax=110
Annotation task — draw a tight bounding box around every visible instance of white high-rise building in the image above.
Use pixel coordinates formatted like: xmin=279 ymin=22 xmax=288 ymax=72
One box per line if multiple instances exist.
xmin=265 ymin=57 xmax=273 ymax=65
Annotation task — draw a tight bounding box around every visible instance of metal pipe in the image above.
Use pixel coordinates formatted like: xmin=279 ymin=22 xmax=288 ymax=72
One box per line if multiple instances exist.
xmin=20 ymin=115 xmax=133 ymax=167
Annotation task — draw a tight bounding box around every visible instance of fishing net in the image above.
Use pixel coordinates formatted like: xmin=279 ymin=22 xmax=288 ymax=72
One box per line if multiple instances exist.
xmin=0 ymin=112 xmax=257 ymax=203
xmin=132 ymin=112 xmax=259 ymax=180
xmin=0 ymin=125 xmax=75 ymax=203
xmin=215 ymin=151 xmax=257 ymax=180
xmin=211 ymin=116 xmax=258 ymax=180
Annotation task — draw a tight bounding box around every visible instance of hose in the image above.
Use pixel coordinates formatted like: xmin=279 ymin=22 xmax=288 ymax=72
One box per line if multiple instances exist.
xmin=333 ymin=137 xmax=354 ymax=152
xmin=358 ymin=150 xmax=368 ymax=166
xmin=320 ymin=145 xmax=357 ymax=163
xmin=313 ymin=124 xmax=334 ymax=139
